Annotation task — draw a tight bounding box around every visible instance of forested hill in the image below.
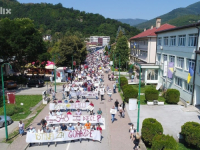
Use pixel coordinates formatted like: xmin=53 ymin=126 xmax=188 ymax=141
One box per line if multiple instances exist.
xmin=136 ymin=1 xmax=200 ymax=29
xmin=0 ymin=0 xmax=140 ymax=43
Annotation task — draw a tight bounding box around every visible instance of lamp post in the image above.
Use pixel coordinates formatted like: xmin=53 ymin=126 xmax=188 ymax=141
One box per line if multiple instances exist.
xmin=53 ymin=53 xmax=59 ymax=92
xmin=118 ymin=55 xmax=121 ymax=92
xmin=1 ymin=63 xmax=12 ymax=140
xmin=134 ymin=62 xmax=141 ymax=132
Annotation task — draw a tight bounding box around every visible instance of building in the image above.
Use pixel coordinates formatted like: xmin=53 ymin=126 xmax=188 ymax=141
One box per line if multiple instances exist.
xmin=155 ymin=23 xmax=200 ymax=105
xmin=129 ymin=18 xmax=175 ymax=84
xmin=89 ymin=36 xmax=110 ymax=46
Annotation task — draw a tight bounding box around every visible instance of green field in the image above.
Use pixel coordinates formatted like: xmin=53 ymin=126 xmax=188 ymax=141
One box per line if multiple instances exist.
xmin=0 ymin=95 xmax=42 ymax=120
xmin=138 ymin=95 xmax=167 ymax=105
xmin=131 ymin=84 xmax=157 ymax=93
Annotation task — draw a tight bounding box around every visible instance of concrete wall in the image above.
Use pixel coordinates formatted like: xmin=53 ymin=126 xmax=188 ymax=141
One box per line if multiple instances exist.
xmin=148 ymin=37 xmax=157 ymax=63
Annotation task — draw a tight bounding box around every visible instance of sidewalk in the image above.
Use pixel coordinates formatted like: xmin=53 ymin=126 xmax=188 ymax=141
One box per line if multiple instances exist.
xmin=6 ymin=93 xmax=62 ymax=150
xmin=103 ymin=71 xmax=139 ymax=150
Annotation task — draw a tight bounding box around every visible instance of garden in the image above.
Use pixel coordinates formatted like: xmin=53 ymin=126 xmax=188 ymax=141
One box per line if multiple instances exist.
xmin=0 ymin=95 xmax=42 ymax=120
xmin=142 ymin=118 xmax=199 ymax=150
xmin=120 ymin=76 xmax=180 ymax=105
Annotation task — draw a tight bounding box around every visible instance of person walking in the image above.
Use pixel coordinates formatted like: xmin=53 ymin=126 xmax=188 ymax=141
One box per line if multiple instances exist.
xmin=110 ymin=106 xmax=116 ymax=123
xmin=40 ymin=119 xmax=47 ymax=131
xmin=122 ymin=101 xmax=125 ymax=112
xmin=44 ymin=127 xmax=51 ymax=147
xmin=97 ymin=108 xmax=102 ymax=115
xmin=62 ymin=89 xmax=65 ymax=100
xmin=119 ymin=104 xmax=123 ymax=118
xmin=18 ymin=120 xmax=24 ymax=136
xmin=108 ymin=89 xmax=112 ymax=101
xmin=114 ymin=99 xmax=119 ymax=111
xmin=131 ymin=74 xmax=134 ymax=82
xmin=129 ymin=124 xmax=136 ymax=141
xmin=133 ymin=132 xmax=141 ymax=150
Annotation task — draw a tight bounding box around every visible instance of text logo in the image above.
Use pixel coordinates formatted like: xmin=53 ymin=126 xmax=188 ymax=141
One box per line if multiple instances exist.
xmin=0 ymin=7 xmax=11 ymax=14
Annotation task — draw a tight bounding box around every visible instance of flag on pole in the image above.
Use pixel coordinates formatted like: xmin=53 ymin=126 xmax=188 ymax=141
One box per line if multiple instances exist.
xmin=187 ymin=67 xmax=194 ymax=83
xmin=134 ymin=42 xmax=136 ymax=48
xmin=167 ymin=62 xmax=174 ymax=78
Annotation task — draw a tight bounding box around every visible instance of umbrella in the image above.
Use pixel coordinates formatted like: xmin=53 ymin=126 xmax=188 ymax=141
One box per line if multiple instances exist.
xmin=45 ymin=64 xmax=57 ymax=69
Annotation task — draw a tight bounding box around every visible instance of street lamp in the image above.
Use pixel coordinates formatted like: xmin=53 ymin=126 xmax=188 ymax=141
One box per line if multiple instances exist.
xmin=1 ymin=63 xmax=12 ymax=140
xmin=53 ymin=53 xmax=59 ymax=92
xmin=134 ymin=61 xmax=141 ymax=132
xmin=118 ymin=55 xmax=121 ymax=92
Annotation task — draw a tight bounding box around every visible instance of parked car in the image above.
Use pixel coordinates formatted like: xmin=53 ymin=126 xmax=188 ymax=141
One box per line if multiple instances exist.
xmin=0 ymin=116 xmax=13 ymax=127
xmin=27 ymin=79 xmax=44 ymax=88
xmin=5 ymin=80 xmax=17 ymax=89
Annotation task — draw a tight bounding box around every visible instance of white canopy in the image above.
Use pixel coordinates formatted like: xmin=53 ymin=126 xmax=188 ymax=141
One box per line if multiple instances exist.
xmin=45 ymin=64 xmax=57 ymax=69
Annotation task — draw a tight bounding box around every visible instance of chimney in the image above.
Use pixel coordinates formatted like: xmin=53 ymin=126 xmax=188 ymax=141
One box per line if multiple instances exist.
xmin=144 ymin=28 xmax=146 ymax=31
xmin=156 ymin=18 xmax=161 ymax=28
xmin=151 ymin=26 xmax=153 ymax=29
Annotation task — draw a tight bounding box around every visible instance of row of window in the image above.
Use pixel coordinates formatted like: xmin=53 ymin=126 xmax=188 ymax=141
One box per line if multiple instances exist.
xmin=161 ymin=74 xmax=193 ymax=93
xmin=174 ymin=77 xmax=193 ymax=93
xmin=157 ymin=34 xmax=198 ymax=47
xmin=157 ymin=54 xmax=195 ymax=70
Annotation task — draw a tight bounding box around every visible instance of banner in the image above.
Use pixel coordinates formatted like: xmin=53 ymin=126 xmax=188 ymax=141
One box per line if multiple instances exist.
xmin=45 ymin=115 xmax=103 ymax=124
xmin=26 ymin=130 xmax=101 ymax=143
xmin=110 ymin=109 xmax=117 ymax=114
xmin=81 ymin=91 xmax=98 ymax=97
xmin=78 ymin=74 xmax=81 ymax=78
xmin=49 ymin=102 xmax=90 ymax=110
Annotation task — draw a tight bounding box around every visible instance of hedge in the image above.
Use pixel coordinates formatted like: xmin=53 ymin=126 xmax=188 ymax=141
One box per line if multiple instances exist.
xmin=120 ymin=77 xmax=128 ymax=88
xmin=151 ymin=134 xmax=178 ymax=150
xmin=181 ymin=122 xmax=200 ymax=149
xmin=141 ymin=118 xmax=163 ymax=146
xmin=122 ymin=85 xmax=138 ymax=103
xmin=145 ymin=88 xmax=159 ymax=101
xmin=166 ymin=89 xmax=180 ymax=104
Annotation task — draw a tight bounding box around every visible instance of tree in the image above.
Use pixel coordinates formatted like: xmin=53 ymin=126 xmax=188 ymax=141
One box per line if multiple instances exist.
xmin=0 ymin=18 xmax=46 ymax=74
xmin=51 ymin=35 xmax=87 ymax=67
xmin=115 ymin=35 xmax=130 ymax=69
xmin=104 ymin=46 xmax=109 ymax=55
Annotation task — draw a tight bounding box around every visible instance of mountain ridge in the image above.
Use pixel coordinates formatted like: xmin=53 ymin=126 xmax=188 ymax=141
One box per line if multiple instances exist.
xmin=116 ymin=18 xmax=148 ymax=26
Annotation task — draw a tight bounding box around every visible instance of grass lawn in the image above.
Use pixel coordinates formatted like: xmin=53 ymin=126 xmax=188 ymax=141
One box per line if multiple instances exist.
xmin=138 ymin=95 xmax=167 ymax=105
xmin=131 ymin=85 xmax=156 ymax=93
xmin=0 ymin=95 xmax=42 ymax=121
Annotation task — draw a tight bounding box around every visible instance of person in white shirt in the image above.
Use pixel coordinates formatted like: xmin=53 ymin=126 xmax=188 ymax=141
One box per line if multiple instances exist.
xmin=56 ymin=109 xmax=62 ymax=116
xmin=52 ymin=126 xmax=58 ymax=146
xmin=129 ymin=124 xmax=136 ymax=141
xmin=75 ymin=109 xmax=82 ymax=115
xmin=49 ymin=110 xmax=55 ymax=116
xmin=38 ymin=128 xmax=43 ymax=146
xmin=29 ymin=127 xmax=36 ymax=147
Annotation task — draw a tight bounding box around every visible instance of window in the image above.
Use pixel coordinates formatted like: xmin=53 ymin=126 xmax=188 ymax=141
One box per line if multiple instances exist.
xmin=158 ymin=37 xmax=162 ymax=46
xmin=177 ymin=57 xmax=184 ymax=69
xmin=169 ymin=55 xmax=175 ymax=63
xmin=164 ymin=37 xmax=168 ymax=46
xmin=188 ymin=34 xmax=197 ymax=47
xmin=163 ymin=54 xmax=167 ymax=62
xmin=178 ymin=35 xmax=186 ymax=46
xmin=170 ymin=36 xmax=176 ymax=46
xmin=175 ymin=77 xmax=182 ymax=87
xmin=184 ymin=81 xmax=193 ymax=93
xmin=186 ymin=59 xmax=195 ymax=70
xmin=157 ymin=53 xmax=161 ymax=62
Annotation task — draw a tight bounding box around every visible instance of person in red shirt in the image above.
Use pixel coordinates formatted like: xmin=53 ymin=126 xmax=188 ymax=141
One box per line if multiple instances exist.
xmin=89 ymin=101 xmax=94 ymax=114
xmin=97 ymin=124 xmax=102 ymax=142
xmin=89 ymin=101 xmax=94 ymax=107
xmin=67 ymin=110 xmax=72 ymax=115
xmin=76 ymin=99 xmax=80 ymax=103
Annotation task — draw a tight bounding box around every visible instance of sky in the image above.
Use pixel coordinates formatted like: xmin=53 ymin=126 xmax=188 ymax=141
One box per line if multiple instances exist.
xmin=18 ymin=0 xmax=200 ymax=20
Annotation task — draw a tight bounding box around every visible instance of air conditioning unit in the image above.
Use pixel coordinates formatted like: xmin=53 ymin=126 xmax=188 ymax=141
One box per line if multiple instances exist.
xmin=160 ymin=46 xmax=163 ymax=50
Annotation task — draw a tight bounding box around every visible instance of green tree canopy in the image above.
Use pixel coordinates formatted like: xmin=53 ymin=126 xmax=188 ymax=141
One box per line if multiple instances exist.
xmin=115 ymin=35 xmax=129 ymax=69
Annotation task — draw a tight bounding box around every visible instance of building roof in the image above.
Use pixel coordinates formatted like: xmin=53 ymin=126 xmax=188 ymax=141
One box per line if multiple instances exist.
xmin=129 ymin=24 xmax=176 ymax=40
xmin=155 ymin=22 xmax=200 ymax=34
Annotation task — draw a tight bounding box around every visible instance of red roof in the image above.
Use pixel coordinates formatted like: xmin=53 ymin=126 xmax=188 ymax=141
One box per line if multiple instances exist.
xmin=130 ymin=24 xmax=176 ymax=40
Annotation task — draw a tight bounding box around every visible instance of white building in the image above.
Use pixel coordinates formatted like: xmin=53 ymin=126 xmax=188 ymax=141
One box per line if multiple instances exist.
xmin=129 ymin=18 xmax=175 ymax=84
xmin=155 ymin=23 xmax=200 ymax=105
xmin=89 ymin=36 xmax=110 ymax=46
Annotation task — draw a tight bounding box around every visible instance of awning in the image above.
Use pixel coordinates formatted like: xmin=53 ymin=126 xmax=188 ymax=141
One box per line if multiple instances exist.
xmin=45 ymin=64 xmax=57 ymax=69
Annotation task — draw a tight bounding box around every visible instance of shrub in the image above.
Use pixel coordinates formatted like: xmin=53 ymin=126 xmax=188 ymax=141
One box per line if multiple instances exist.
xmin=0 ymin=96 xmax=3 ymax=107
xmin=151 ymin=134 xmax=178 ymax=150
xmin=0 ymin=105 xmax=23 ymax=116
xmin=123 ymin=85 xmax=138 ymax=103
xmin=181 ymin=122 xmax=200 ymax=149
xmin=120 ymin=77 xmax=128 ymax=88
xmin=140 ymin=82 xmax=145 ymax=87
xmin=141 ymin=118 xmax=163 ymax=146
xmin=145 ymin=88 xmax=159 ymax=101
xmin=166 ymin=89 xmax=180 ymax=104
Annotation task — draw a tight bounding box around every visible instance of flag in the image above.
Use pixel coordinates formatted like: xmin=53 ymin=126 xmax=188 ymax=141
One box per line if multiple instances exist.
xmin=134 ymin=42 xmax=137 ymax=48
xmin=167 ymin=62 xmax=174 ymax=79
xmin=187 ymin=67 xmax=194 ymax=83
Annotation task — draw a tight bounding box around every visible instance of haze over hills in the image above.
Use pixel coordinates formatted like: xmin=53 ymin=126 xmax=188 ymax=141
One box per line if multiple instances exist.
xmin=116 ymin=18 xmax=148 ymax=26
xmin=136 ymin=1 xmax=200 ymax=29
